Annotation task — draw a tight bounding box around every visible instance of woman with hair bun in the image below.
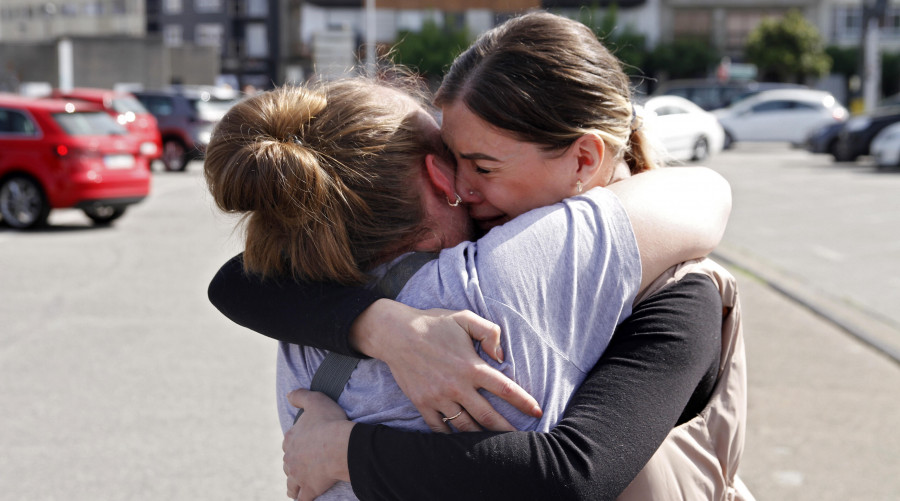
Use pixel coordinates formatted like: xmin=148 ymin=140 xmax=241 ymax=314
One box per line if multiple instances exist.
xmin=208 ymin=11 xmax=749 ymax=501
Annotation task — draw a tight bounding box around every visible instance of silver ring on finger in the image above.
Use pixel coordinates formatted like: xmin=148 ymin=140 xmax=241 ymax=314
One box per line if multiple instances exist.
xmin=441 ymin=410 xmax=463 ymax=423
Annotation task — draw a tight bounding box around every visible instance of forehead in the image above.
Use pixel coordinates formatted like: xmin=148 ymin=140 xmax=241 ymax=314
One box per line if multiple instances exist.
xmin=440 ymin=100 xmax=522 ymax=157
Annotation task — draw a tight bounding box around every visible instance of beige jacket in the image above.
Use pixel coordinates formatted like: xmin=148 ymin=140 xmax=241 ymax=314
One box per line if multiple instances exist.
xmin=617 ymin=258 xmax=753 ymax=501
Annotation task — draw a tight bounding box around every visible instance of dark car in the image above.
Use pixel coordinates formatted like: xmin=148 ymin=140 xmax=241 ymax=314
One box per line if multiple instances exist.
xmin=653 ymin=79 xmax=808 ymax=111
xmin=832 ymin=105 xmax=900 ymax=162
xmin=804 ymin=122 xmax=845 ymax=155
xmin=0 ymin=94 xmax=150 ymax=228
xmin=132 ymin=86 xmax=239 ymax=171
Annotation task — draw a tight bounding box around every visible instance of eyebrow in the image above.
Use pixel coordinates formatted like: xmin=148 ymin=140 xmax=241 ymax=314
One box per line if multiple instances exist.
xmin=459 ymin=152 xmax=501 ymax=162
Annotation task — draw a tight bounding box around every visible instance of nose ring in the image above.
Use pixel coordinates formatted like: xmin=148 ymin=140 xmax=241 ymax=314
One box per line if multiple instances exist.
xmin=468 ymin=190 xmax=475 ymax=196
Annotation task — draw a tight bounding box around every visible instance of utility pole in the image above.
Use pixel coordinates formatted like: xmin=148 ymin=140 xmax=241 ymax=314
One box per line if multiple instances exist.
xmin=860 ymin=0 xmax=888 ymax=112
xmin=365 ymin=0 xmax=375 ymax=76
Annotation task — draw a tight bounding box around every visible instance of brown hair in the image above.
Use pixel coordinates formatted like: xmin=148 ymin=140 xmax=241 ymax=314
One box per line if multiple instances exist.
xmin=434 ymin=11 xmax=656 ymax=174
xmin=204 ymin=79 xmax=444 ymax=284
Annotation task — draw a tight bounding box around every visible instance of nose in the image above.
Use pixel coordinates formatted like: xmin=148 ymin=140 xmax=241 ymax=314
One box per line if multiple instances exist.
xmin=456 ymin=171 xmax=483 ymax=204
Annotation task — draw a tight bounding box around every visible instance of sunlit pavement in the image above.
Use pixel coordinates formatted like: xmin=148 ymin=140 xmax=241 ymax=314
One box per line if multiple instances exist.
xmin=1 ymin=151 xmax=899 ymax=500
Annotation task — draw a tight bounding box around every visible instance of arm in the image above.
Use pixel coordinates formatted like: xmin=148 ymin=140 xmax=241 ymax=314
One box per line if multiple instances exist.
xmin=209 ymin=253 xmax=541 ymax=431
xmin=606 ymin=166 xmax=731 ymax=293
xmin=284 ymin=274 xmax=723 ymax=500
xmin=208 ymin=253 xmax=382 ymax=356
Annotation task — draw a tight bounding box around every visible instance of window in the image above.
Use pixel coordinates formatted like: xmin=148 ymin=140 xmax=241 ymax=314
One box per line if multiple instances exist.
xmin=138 ymin=96 xmax=174 ymax=117
xmin=834 ymin=6 xmax=863 ymax=39
xmin=245 ymin=23 xmax=268 ymax=57
xmin=673 ymin=9 xmax=712 ymax=39
xmin=884 ymin=8 xmax=900 ymax=38
xmin=751 ymin=100 xmax=793 ymax=113
xmin=194 ymin=0 xmax=221 ymax=14
xmin=52 ymin=112 xmax=126 ymax=136
xmin=247 ymin=0 xmax=268 ymax=17
xmin=195 ymin=23 xmax=224 ymax=48
xmin=724 ymin=9 xmax=786 ymax=53
xmin=0 ymin=109 xmax=38 ymax=136
xmin=163 ymin=0 xmax=182 ymax=14
xmin=655 ymin=106 xmax=687 ymax=117
xmin=792 ymin=102 xmax=818 ymax=111
xmin=163 ymin=24 xmax=183 ymax=47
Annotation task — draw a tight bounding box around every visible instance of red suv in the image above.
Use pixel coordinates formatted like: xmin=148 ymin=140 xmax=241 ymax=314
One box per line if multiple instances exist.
xmin=50 ymin=87 xmax=163 ymax=162
xmin=0 ymin=94 xmax=151 ymax=229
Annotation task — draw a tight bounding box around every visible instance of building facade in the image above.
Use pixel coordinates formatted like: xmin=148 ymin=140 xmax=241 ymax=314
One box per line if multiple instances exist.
xmin=146 ymin=0 xmax=281 ymax=90
xmin=0 ymin=0 xmax=147 ymax=41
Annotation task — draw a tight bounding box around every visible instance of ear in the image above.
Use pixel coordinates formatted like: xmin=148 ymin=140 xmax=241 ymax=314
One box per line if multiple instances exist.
xmin=571 ymin=134 xmax=605 ymax=179
xmin=424 ymin=153 xmax=457 ymax=201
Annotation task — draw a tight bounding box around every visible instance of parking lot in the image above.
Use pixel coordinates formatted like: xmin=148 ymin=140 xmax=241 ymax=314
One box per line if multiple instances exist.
xmin=2 ymin=144 xmax=899 ymax=499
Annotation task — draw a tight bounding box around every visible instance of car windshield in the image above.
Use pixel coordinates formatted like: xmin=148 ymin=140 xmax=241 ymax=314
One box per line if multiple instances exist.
xmin=111 ymin=96 xmax=150 ymax=115
xmin=52 ymin=111 xmax=128 ymax=136
xmin=192 ymin=98 xmax=237 ymax=122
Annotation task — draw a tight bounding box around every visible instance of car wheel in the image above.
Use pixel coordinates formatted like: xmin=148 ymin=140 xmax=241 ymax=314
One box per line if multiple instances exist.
xmin=723 ymin=130 xmax=735 ymax=150
xmin=832 ymin=142 xmax=858 ymax=163
xmin=83 ymin=205 xmax=126 ymax=225
xmin=162 ymin=139 xmax=188 ymax=172
xmin=691 ymin=136 xmax=710 ymax=162
xmin=0 ymin=175 xmax=50 ymax=229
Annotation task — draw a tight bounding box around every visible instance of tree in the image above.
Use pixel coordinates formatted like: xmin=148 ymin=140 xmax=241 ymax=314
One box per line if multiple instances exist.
xmin=649 ymin=38 xmax=719 ymax=81
xmin=744 ymin=10 xmax=831 ymax=83
xmin=579 ymin=4 xmax=648 ymax=76
xmin=392 ymin=19 xmax=469 ymax=82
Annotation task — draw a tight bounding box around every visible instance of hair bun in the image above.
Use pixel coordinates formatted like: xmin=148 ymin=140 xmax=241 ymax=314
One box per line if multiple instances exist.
xmin=205 ymin=87 xmax=328 ymax=216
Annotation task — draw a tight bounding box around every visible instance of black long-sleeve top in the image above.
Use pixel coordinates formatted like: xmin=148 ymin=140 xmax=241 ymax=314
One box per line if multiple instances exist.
xmin=208 ymin=254 xmax=722 ymax=500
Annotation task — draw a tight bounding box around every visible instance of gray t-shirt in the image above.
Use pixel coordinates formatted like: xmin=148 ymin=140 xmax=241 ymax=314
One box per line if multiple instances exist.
xmin=276 ymin=187 xmax=641 ymax=499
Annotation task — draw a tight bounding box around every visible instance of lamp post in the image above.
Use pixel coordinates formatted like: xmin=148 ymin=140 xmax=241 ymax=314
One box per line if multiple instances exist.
xmin=861 ymin=0 xmax=888 ymax=112
xmin=365 ymin=0 xmax=375 ymax=76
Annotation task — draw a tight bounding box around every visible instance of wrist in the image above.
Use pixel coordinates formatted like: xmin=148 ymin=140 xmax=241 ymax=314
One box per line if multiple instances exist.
xmin=350 ymin=299 xmax=410 ymax=360
xmin=329 ymin=421 xmax=354 ymax=482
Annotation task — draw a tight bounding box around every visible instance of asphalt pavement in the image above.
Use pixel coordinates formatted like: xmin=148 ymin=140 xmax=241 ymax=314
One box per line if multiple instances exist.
xmin=716 ymin=248 xmax=900 ymax=500
xmin=1 ymin=155 xmax=898 ymax=500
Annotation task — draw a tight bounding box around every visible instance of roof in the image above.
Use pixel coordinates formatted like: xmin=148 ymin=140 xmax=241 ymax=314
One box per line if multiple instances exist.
xmin=52 ymin=87 xmax=128 ymax=101
xmin=0 ymin=94 xmax=104 ymax=113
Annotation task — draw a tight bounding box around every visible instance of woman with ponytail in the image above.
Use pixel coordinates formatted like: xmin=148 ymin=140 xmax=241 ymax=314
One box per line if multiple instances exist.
xmin=208 ymin=11 xmax=750 ymax=501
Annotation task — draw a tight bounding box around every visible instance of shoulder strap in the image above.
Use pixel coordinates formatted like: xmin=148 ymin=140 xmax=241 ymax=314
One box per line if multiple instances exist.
xmin=294 ymin=252 xmax=438 ymax=422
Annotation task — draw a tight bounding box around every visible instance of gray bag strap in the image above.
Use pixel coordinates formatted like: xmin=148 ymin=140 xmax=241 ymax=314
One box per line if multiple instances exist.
xmin=294 ymin=252 xmax=438 ymax=423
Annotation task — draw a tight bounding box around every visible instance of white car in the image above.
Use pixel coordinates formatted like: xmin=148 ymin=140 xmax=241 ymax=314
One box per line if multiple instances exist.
xmin=713 ymin=89 xmax=848 ymax=148
xmin=641 ymin=95 xmax=725 ymax=163
xmin=869 ymin=121 xmax=900 ymax=168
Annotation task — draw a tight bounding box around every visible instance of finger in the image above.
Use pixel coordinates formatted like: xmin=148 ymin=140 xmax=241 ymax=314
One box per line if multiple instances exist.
xmin=475 ymin=365 xmax=543 ymax=419
xmin=287 ymin=388 xmax=310 ymax=409
xmin=455 ymin=311 xmax=504 ymax=363
xmin=286 ymin=478 xmax=300 ymax=499
xmin=423 ymin=409 xmax=452 ymax=434
xmin=457 ymin=391 xmax=515 ymax=431
xmin=446 ymin=409 xmax=482 ymax=433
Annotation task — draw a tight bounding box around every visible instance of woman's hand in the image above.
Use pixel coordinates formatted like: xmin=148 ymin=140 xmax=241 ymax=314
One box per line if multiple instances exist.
xmin=351 ymin=300 xmax=542 ymax=433
xmin=283 ymin=389 xmax=354 ymax=501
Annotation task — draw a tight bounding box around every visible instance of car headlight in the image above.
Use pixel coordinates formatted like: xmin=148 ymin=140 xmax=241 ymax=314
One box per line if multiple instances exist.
xmin=845 ymin=117 xmax=871 ymax=132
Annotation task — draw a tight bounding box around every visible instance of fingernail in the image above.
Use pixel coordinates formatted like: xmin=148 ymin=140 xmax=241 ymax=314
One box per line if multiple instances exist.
xmin=532 ymin=405 xmax=543 ymax=418
xmin=495 ymin=346 xmax=504 ymax=363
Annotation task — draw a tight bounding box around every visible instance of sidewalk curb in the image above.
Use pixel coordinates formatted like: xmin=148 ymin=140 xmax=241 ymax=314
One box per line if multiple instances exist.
xmin=712 ymin=245 xmax=900 ymax=367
